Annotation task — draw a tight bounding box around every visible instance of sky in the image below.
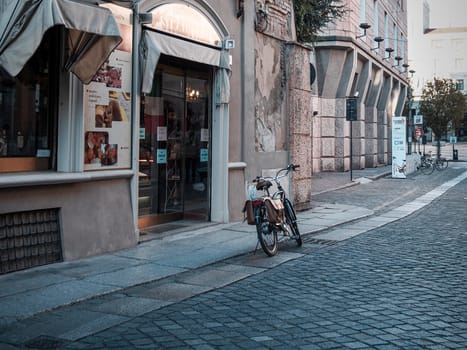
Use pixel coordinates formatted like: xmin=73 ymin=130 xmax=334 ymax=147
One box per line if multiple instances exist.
xmin=426 ymin=0 xmax=467 ymax=28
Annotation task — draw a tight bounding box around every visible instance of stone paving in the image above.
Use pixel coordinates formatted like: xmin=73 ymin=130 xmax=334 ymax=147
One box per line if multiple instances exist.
xmin=0 ymin=163 xmax=466 ymax=349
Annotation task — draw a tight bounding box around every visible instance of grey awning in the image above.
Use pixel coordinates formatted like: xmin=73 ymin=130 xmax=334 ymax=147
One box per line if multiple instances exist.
xmin=141 ymin=30 xmax=225 ymax=93
xmin=0 ymin=0 xmax=122 ymax=84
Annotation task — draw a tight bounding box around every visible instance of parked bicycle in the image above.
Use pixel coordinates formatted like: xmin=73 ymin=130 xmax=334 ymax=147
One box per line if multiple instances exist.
xmin=243 ymin=164 xmax=302 ymax=256
xmin=418 ymin=154 xmax=434 ymax=175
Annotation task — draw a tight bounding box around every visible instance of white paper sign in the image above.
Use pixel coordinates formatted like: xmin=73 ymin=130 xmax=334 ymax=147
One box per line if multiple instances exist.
xmin=157 ymin=126 xmax=167 ymax=141
xmin=201 ymin=128 xmax=209 ymax=142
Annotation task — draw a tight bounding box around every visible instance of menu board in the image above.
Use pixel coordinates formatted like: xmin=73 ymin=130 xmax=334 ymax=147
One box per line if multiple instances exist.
xmin=83 ymin=22 xmax=132 ymax=171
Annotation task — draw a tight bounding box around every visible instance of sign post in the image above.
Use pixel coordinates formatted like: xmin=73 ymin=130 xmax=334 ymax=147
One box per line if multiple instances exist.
xmin=346 ymin=97 xmax=358 ymax=181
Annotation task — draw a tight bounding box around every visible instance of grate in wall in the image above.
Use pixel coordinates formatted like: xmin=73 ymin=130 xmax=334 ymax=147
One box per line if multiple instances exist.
xmin=0 ymin=208 xmax=62 ymax=274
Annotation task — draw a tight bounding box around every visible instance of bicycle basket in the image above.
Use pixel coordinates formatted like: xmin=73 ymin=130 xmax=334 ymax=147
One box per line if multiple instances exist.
xmin=243 ymin=199 xmax=263 ymax=225
xmin=264 ymin=198 xmax=284 ymax=224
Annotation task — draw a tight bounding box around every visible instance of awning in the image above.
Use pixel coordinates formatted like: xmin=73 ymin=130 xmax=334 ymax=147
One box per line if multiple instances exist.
xmin=141 ymin=30 xmax=230 ymax=98
xmin=0 ymin=0 xmax=122 ymax=84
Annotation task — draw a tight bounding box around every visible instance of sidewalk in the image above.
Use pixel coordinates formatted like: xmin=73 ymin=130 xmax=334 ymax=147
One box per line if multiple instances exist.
xmin=0 ymin=165 xmax=390 ymax=328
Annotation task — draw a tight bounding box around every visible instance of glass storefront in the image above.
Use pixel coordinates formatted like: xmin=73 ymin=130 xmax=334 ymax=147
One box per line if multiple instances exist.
xmin=0 ymin=28 xmax=58 ymax=172
xmin=138 ymin=58 xmax=211 ymax=227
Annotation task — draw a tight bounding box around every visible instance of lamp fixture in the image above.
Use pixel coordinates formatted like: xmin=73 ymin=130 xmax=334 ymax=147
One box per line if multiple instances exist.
xmin=371 ymin=36 xmax=384 ymax=51
xmin=402 ymin=63 xmax=410 ymax=72
xmin=409 ymin=69 xmax=416 ymax=78
xmin=356 ymin=23 xmax=371 ymax=39
xmin=392 ymin=56 xmax=403 ymax=68
xmin=383 ymin=47 xmax=394 ymax=60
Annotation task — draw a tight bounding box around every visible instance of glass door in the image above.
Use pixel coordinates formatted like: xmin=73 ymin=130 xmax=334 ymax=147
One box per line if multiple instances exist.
xmin=138 ymin=63 xmax=211 ymax=227
xmin=183 ymin=76 xmax=210 ymax=220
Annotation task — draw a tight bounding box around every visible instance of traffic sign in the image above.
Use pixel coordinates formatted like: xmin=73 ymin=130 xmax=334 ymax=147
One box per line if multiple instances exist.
xmin=414 ymin=126 xmax=424 ymax=140
xmin=346 ymin=97 xmax=357 ymax=121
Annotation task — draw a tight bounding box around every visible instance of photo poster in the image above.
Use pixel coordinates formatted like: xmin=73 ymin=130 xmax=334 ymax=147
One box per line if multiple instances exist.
xmin=392 ymin=116 xmax=407 ymax=179
xmin=83 ymin=21 xmax=132 ymax=171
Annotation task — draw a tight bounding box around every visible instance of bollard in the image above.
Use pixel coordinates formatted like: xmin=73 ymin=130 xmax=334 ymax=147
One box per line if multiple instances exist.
xmin=453 ymin=149 xmax=458 ymax=161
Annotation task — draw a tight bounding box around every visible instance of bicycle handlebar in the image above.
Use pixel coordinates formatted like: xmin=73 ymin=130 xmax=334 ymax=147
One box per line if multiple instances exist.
xmin=252 ymin=164 xmax=300 ymax=183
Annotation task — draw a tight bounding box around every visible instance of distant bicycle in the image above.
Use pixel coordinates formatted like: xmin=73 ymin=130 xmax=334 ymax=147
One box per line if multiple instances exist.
xmin=243 ymin=164 xmax=302 ymax=256
xmin=418 ymin=154 xmax=434 ymax=175
xmin=433 ymin=157 xmax=448 ymax=171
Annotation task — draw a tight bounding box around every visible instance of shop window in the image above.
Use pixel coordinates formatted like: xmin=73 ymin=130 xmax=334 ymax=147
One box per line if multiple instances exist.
xmin=0 ymin=29 xmax=58 ymax=173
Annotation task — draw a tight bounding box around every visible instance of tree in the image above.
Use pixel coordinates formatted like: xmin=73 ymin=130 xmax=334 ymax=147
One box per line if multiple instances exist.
xmin=294 ymin=0 xmax=347 ymax=43
xmin=419 ymin=78 xmax=466 ymax=157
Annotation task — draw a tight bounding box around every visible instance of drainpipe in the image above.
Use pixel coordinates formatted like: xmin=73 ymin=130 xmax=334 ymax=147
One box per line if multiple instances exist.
xmin=130 ymin=1 xmax=142 ymax=240
xmin=240 ymin=2 xmax=245 ymax=163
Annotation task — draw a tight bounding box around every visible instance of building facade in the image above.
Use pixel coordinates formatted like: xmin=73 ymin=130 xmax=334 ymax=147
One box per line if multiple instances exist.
xmin=0 ymin=0 xmax=408 ymax=274
xmin=0 ymin=0 xmax=245 ymax=273
xmin=312 ymin=0 xmax=409 ymax=172
xmin=0 ymin=0 xmax=309 ymax=273
xmin=407 ymin=0 xmax=467 ymax=141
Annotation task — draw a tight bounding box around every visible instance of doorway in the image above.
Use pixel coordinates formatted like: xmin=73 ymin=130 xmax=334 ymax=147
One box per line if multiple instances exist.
xmin=138 ymin=59 xmax=212 ymax=227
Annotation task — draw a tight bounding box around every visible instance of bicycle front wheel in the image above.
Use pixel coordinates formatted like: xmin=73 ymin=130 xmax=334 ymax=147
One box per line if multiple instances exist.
xmin=255 ymin=205 xmax=278 ymax=256
xmin=284 ymin=198 xmax=302 ymax=247
xmin=435 ymin=158 xmax=448 ymax=170
xmin=421 ymin=161 xmax=434 ymax=175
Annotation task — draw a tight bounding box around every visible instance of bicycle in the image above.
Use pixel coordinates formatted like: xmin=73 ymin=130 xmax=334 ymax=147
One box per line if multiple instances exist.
xmin=243 ymin=164 xmax=302 ymax=256
xmin=418 ymin=154 xmax=434 ymax=175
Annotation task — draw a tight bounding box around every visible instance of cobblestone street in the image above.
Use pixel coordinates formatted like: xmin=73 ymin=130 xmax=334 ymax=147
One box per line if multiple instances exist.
xmin=57 ymin=171 xmax=467 ymax=349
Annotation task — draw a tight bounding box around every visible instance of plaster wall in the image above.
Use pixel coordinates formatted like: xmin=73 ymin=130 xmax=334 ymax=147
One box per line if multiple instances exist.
xmin=0 ymin=179 xmax=135 ymax=261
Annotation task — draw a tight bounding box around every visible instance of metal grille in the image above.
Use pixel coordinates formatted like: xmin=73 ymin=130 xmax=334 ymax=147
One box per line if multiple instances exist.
xmin=0 ymin=209 xmax=62 ymax=274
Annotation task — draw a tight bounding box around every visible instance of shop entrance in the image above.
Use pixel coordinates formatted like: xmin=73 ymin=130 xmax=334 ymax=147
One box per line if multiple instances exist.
xmin=138 ymin=59 xmax=211 ymax=227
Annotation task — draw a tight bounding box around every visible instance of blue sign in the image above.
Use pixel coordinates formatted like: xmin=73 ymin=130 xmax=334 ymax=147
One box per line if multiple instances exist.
xmin=200 ymin=148 xmax=208 ymax=162
xmin=157 ymin=149 xmax=167 ymax=164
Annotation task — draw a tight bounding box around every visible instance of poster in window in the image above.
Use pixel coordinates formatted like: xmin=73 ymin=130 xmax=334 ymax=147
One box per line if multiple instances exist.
xmin=83 ymin=21 xmax=132 ymax=171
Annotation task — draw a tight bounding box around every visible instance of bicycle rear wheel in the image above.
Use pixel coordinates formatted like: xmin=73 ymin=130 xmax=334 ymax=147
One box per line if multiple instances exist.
xmin=284 ymin=198 xmax=302 ymax=246
xmin=255 ymin=204 xmax=278 ymax=256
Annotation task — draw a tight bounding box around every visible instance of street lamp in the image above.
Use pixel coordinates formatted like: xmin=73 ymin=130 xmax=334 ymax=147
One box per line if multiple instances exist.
xmin=371 ymin=36 xmax=384 ymax=51
xmin=356 ymin=23 xmax=371 ymax=39
xmin=383 ymin=47 xmax=394 ymax=60
xmin=408 ymin=69 xmax=416 ymax=154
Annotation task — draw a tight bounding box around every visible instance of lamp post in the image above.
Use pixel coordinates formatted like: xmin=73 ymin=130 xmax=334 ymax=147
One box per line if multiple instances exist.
xmin=408 ymin=69 xmax=416 ymax=155
xmin=346 ymin=94 xmax=359 ymax=181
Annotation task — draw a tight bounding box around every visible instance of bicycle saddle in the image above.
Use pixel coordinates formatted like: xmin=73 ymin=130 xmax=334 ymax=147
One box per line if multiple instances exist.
xmin=256 ymin=180 xmax=273 ymax=190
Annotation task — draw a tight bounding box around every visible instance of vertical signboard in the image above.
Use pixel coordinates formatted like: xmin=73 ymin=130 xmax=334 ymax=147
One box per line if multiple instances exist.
xmin=392 ymin=116 xmax=407 ymax=179
xmin=83 ymin=8 xmax=132 ymax=171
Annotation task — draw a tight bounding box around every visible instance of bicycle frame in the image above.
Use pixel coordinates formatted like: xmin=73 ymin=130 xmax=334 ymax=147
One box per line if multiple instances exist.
xmin=249 ymin=164 xmax=302 ymax=256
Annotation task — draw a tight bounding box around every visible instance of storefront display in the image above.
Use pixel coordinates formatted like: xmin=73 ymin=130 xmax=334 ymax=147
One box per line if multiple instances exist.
xmin=83 ymin=23 xmax=132 ymax=171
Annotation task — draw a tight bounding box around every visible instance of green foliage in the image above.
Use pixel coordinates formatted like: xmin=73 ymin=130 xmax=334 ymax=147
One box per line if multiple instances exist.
xmin=294 ymin=0 xmax=347 ymax=43
xmin=419 ymin=78 xmax=466 ymax=139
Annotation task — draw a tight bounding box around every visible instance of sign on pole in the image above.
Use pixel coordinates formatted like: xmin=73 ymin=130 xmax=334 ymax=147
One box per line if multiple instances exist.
xmin=414 ymin=115 xmax=424 ymax=125
xmin=392 ymin=116 xmax=407 ymax=179
xmin=346 ymin=97 xmax=357 ymax=121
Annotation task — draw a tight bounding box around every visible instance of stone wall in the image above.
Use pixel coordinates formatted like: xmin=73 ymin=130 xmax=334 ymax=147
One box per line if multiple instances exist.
xmin=286 ymin=43 xmax=312 ymax=209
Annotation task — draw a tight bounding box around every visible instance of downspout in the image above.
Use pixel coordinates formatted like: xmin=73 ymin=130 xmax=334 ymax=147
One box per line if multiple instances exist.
xmin=240 ymin=2 xmax=245 ymax=162
xmin=130 ymin=1 xmax=141 ymax=240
